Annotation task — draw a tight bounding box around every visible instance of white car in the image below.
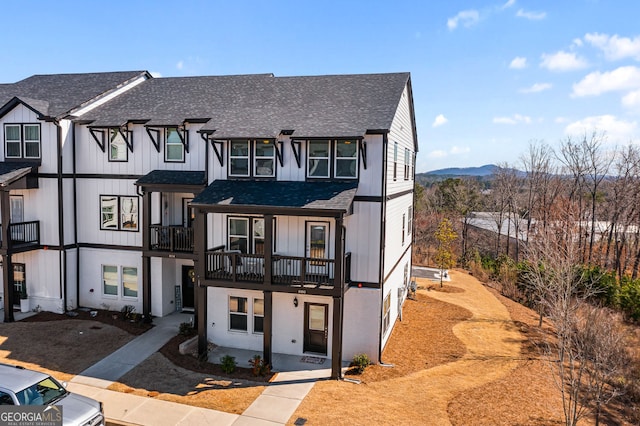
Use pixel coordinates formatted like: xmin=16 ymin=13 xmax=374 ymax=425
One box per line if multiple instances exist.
xmin=0 ymin=363 xmax=104 ymax=426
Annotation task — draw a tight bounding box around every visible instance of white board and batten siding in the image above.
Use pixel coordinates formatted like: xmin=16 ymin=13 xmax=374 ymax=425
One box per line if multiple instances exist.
xmin=78 ymin=247 xmax=143 ymax=314
xmin=150 ymin=257 xmax=194 ymax=318
xmin=75 ymin=124 xmax=207 ymax=176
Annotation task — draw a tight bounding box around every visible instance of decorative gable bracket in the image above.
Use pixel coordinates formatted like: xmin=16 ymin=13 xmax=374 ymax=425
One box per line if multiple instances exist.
xmin=359 ymin=140 xmax=367 ymax=170
xmin=89 ymin=126 xmax=133 ymax=153
xmin=290 ymin=140 xmax=302 ymax=168
xmin=275 ymin=140 xmax=284 ymax=167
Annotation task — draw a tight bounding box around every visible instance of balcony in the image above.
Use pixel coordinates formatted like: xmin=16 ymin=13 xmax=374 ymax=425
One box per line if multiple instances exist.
xmin=0 ymin=221 xmax=40 ymax=251
xmin=204 ymin=250 xmax=351 ymax=293
xmin=150 ymin=225 xmax=194 ymax=253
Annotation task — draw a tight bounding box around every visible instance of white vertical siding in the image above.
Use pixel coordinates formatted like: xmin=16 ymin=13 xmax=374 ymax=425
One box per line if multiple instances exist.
xmin=343 ymin=287 xmax=380 ymax=360
xmin=345 ymin=202 xmax=381 ymax=284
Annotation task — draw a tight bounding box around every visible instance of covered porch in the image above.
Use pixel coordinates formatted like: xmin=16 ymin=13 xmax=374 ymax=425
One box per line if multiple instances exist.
xmin=191 ymin=179 xmax=358 ymax=379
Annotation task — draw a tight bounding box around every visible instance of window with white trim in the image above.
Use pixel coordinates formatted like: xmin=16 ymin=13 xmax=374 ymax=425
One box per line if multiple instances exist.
xmin=393 ymin=142 xmax=398 ymax=181
xmin=408 ymin=206 xmax=413 ymax=237
xmin=109 ymin=129 xmax=128 ymax=162
xmin=122 ymin=266 xmax=138 ymax=298
xmin=228 ymin=217 xmax=269 ymax=254
xmin=102 ymin=265 xmax=118 ymax=296
xmin=253 ymin=298 xmax=264 ymax=333
xmin=4 ymin=124 xmax=40 ymax=159
xmin=383 ymin=292 xmax=391 ymax=333
xmin=100 ymin=195 xmax=139 ymax=231
xmin=402 ymin=214 xmax=406 ymax=245
xmin=229 ymin=296 xmax=248 ymax=331
xmin=308 ymin=140 xmax=330 ymax=178
xmin=255 ymin=140 xmax=275 ymax=177
xmin=229 ymin=140 xmax=250 ymax=176
xmin=404 ymin=148 xmax=410 ymax=180
xmin=165 ymin=127 xmax=184 ymax=162
xmin=335 ymin=139 xmax=358 ymax=178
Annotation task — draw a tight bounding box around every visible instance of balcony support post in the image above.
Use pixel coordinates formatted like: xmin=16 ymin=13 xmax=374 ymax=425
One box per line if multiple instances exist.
xmin=1 ymin=189 xmax=14 ymax=322
xmin=263 ymin=290 xmax=273 ymax=367
xmin=142 ymin=191 xmax=152 ymax=321
xmin=331 ymin=216 xmax=345 ymax=379
xmin=195 ymin=208 xmax=209 ymax=358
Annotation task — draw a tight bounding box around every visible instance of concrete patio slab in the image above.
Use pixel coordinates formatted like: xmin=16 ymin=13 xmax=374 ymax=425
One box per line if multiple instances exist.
xmin=241 ymin=394 xmax=302 ymax=424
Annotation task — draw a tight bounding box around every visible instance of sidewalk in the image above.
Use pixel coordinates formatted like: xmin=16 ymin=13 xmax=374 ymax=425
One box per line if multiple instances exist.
xmin=68 ymin=312 xmax=331 ymax=425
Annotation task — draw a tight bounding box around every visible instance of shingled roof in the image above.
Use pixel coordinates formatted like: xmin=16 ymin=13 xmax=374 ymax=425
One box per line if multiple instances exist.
xmin=0 ymin=71 xmax=149 ymax=119
xmin=192 ymin=180 xmax=358 ymax=215
xmin=79 ymin=72 xmax=411 ymax=139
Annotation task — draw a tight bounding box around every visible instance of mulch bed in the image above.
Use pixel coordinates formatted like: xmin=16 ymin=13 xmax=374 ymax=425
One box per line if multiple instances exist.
xmin=159 ymin=333 xmax=275 ymax=383
xmin=21 ymin=309 xmax=153 ymax=336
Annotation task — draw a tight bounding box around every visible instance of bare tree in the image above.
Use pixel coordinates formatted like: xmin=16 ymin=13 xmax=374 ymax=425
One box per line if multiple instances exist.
xmin=523 ymin=200 xmax=625 ymax=426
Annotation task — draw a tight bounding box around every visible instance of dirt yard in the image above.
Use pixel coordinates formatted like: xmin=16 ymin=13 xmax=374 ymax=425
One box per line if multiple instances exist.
xmin=1 ymin=270 xmax=636 ymax=424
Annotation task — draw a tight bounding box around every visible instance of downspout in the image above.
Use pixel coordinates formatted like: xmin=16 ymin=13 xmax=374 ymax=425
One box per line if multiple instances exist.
xmin=53 ymin=120 xmax=67 ymax=312
xmin=378 ymin=132 xmax=388 ymax=364
xmin=72 ymin=122 xmax=80 ymax=308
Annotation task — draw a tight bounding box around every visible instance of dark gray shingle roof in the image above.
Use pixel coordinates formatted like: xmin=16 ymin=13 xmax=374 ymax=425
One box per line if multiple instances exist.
xmin=0 ymin=71 xmax=148 ymax=118
xmin=192 ymin=180 xmax=358 ymax=212
xmin=80 ymin=72 xmax=410 ymax=138
xmin=135 ymin=170 xmax=207 ymax=186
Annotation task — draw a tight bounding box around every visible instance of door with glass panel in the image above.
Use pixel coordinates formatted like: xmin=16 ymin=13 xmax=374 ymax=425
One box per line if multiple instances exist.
xmin=306 ymin=222 xmax=330 ymax=278
xmin=304 ymin=303 xmax=328 ymax=354
xmin=9 ymin=195 xmax=24 ymax=242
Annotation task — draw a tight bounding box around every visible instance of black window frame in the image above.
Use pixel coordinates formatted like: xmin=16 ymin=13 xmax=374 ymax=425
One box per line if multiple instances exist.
xmin=100 ymin=195 xmax=140 ymax=232
xmin=229 ymin=296 xmax=248 ymax=332
xmin=227 ymin=216 xmax=275 ymax=254
xmin=4 ymin=123 xmax=41 ymax=160
xmin=393 ymin=142 xmax=398 ymax=181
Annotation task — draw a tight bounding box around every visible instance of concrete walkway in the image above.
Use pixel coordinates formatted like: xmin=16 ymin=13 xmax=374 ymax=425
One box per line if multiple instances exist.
xmin=67 ymin=312 xmax=333 ymax=425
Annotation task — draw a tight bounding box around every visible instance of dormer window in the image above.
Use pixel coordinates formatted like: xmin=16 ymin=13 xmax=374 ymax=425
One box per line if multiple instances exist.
xmin=4 ymin=124 xmax=40 ymax=159
xmin=229 ymin=139 xmax=276 ymax=178
xmin=165 ymin=127 xmax=184 ymax=162
xmin=335 ymin=139 xmax=357 ymax=178
xmin=109 ymin=129 xmax=128 ymax=162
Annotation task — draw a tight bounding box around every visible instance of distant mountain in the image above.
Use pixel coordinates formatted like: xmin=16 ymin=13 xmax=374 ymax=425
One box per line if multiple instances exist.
xmin=424 ymin=164 xmax=498 ymax=176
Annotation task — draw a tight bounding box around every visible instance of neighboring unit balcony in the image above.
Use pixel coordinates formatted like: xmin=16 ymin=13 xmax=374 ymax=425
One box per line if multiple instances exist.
xmin=0 ymin=221 xmax=40 ymax=250
xmin=204 ymin=249 xmax=351 ymax=294
xmin=150 ymin=224 xmax=194 ymax=253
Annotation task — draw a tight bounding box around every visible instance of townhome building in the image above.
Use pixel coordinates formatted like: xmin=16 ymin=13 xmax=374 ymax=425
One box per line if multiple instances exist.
xmin=0 ymin=71 xmax=418 ymax=379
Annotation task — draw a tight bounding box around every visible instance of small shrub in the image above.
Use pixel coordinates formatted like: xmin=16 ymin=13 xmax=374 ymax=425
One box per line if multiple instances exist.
xmin=179 ymin=322 xmax=195 ymax=336
xmin=120 ymin=305 xmax=135 ymax=320
xmin=220 ymin=355 xmax=237 ymax=374
xmin=249 ymin=354 xmax=271 ymax=377
xmin=351 ymin=353 xmax=370 ymax=374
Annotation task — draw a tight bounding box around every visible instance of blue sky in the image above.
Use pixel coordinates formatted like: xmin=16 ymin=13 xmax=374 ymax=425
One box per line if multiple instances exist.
xmin=2 ymin=0 xmax=639 ymax=172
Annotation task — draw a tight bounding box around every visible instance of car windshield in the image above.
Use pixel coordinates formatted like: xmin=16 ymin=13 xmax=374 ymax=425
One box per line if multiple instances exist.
xmin=16 ymin=376 xmax=67 ymax=405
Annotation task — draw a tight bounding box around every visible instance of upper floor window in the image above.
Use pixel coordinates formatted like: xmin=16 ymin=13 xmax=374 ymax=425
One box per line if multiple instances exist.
xmin=404 ymin=148 xmax=411 ymax=180
xmin=100 ymin=195 xmax=139 ymax=231
xmin=228 ymin=216 xmax=273 ymax=254
xmin=308 ymin=139 xmax=358 ymax=179
xmin=165 ymin=127 xmax=184 ymax=162
xmin=393 ymin=142 xmax=398 ymax=181
xmin=109 ymin=129 xmax=128 ymax=162
xmin=335 ymin=139 xmax=358 ymax=178
xmin=229 ymin=140 xmax=276 ymax=178
xmin=4 ymin=124 xmax=40 ymax=159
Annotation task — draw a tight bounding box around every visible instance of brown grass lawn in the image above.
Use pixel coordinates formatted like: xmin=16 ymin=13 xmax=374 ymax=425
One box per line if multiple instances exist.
xmin=2 ymin=271 xmax=637 ymax=424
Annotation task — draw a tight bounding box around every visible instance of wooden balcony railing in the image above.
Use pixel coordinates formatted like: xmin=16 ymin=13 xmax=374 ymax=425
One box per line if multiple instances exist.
xmin=150 ymin=225 xmax=194 ymax=253
xmin=0 ymin=221 xmax=40 ymax=247
xmin=204 ymin=249 xmax=352 ymax=290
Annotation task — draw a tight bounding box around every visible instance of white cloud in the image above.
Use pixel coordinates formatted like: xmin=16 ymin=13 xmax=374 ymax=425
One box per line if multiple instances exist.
xmin=565 ymin=115 xmax=637 ymax=143
xmin=428 ymin=150 xmax=448 ymax=158
xmin=493 ymin=114 xmax=532 ymax=124
xmin=447 ymin=10 xmax=480 ymax=30
xmin=516 ymin=9 xmax=546 ymax=20
xmin=432 ymin=114 xmax=449 ymax=127
xmin=450 ymin=146 xmax=470 ymax=154
xmin=555 ymin=117 xmax=569 ymax=124
xmin=502 ymin=0 xmax=516 ymax=9
xmin=176 ymin=60 xmax=184 ymax=70
xmin=540 ymin=51 xmax=588 ymax=72
xmin=150 ymin=71 xmax=162 ymax=78
xmin=572 ymin=38 xmax=583 ymax=48
xmin=519 ymin=82 xmax=552 ymax=93
xmin=584 ymin=33 xmax=640 ymax=61
xmin=622 ymin=89 xmax=640 ymax=110
xmin=509 ymin=56 xmax=527 ymax=69
xmin=571 ymin=66 xmax=640 ymax=97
